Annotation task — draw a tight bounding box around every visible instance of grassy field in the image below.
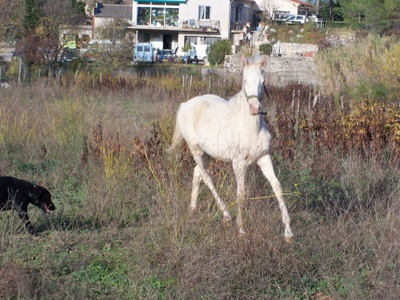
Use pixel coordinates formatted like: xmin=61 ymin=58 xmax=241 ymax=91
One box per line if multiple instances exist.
xmin=0 ymin=68 xmax=399 ymax=300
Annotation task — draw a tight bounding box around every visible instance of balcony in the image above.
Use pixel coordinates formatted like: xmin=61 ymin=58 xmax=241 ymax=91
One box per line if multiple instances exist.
xmin=131 ymin=18 xmax=220 ymax=33
xmin=231 ymin=21 xmax=248 ymax=32
xmin=181 ymin=19 xmax=220 ymax=31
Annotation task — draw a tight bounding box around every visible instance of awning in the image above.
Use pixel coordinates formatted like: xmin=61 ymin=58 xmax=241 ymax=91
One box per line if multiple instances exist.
xmin=134 ymin=0 xmax=187 ymax=3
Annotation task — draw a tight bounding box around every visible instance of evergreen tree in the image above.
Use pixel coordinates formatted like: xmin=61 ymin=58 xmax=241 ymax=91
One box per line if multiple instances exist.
xmin=23 ymin=0 xmax=41 ymax=33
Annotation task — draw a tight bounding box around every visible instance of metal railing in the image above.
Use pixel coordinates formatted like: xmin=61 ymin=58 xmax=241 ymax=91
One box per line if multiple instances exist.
xmin=135 ymin=18 xmax=220 ymax=31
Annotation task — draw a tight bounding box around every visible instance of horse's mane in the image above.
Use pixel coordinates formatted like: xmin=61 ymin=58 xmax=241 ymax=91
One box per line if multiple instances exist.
xmin=226 ymin=90 xmax=245 ymax=112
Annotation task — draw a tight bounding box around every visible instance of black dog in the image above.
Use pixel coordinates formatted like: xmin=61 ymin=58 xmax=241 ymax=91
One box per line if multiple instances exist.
xmin=0 ymin=176 xmax=55 ymax=235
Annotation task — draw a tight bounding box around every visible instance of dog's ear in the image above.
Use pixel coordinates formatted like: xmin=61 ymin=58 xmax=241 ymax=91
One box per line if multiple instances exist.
xmin=30 ymin=185 xmax=48 ymax=201
xmin=30 ymin=185 xmax=40 ymax=199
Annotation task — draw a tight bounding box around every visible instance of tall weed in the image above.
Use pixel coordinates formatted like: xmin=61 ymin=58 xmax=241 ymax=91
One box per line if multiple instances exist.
xmin=43 ymin=97 xmax=86 ymax=163
xmin=0 ymin=105 xmax=36 ymax=153
xmin=315 ymin=34 xmax=398 ymax=99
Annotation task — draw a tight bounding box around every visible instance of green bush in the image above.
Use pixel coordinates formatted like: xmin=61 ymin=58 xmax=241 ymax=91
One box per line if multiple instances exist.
xmin=259 ymin=43 xmax=273 ymax=56
xmin=207 ymin=39 xmax=231 ymax=66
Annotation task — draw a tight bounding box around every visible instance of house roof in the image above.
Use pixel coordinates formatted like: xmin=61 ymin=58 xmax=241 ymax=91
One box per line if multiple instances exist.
xmin=94 ymin=4 xmax=132 ymax=19
xmin=134 ymin=0 xmax=186 ymax=2
xmin=289 ymin=0 xmax=312 ymax=7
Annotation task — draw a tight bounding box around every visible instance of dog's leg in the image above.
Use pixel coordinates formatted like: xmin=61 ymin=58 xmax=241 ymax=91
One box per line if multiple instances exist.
xmin=16 ymin=208 xmax=37 ymax=235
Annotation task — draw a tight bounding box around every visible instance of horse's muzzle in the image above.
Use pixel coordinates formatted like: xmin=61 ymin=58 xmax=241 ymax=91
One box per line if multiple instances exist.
xmin=249 ymin=101 xmax=261 ymax=116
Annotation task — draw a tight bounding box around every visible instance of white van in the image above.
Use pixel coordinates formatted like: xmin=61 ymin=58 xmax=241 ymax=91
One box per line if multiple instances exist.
xmin=187 ymin=44 xmax=209 ymax=64
xmin=134 ymin=43 xmax=154 ymax=63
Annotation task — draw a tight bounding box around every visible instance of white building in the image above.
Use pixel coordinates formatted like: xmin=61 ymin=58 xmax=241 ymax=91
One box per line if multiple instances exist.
xmin=130 ymin=0 xmax=311 ymax=53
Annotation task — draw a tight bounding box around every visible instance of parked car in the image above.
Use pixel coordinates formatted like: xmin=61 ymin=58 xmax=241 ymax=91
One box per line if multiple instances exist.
xmin=81 ymin=40 xmax=112 ymax=62
xmin=60 ymin=47 xmax=78 ymax=63
xmin=177 ymin=54 xmax=188 ymax=64
xmin=82 ymin=48 xmax=97 ymax=62
xmin=308 ymin=15 xmax=325 ymax=27
xmin=286 ymin=15 xmax=310 ymax=25
xmin=275 ymin=15 xmax=295 ymax=24
xmin=156 ymin=49 xmax=174 ymax=63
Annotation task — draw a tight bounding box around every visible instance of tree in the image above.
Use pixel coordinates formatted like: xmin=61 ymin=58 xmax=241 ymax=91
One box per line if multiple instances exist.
xmin=338 ymin=0 xmax=398 ymax=22
xmin=383 ymin=0 xmax=400 ymax=20
xmin=11 ymin=0 xmax=86 ymax=80
xmin=208 ymin=40 xmax=231 ymax=66
xmin=0 ymin=0 xmax=25 ymax=41
xmin=93 ymin=19 xmax=134 ymax=70
xmin=23 ymin=0 xmax=41 ymax=33
xmin=259 ymin=0 xmax=278 ymax=21
xmin=316 ymin=0 xmax=321 ymax=16
xmin=317 ymin=0 xmax=345 ymax=21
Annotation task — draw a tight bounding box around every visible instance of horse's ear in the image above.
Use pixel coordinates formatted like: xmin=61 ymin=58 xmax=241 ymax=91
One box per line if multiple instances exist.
xmin=241 ymin=55 xmax=248 ymax=68
xmin=258 ymin=55 xmax=267 ymax=68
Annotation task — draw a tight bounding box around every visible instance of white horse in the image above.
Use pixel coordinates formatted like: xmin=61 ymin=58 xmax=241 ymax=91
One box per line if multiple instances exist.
xmin=169 ymin=56 xmax=293 ymax=240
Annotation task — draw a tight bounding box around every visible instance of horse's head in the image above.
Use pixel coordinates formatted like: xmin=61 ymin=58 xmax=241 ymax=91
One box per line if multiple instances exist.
xmin=241 ymin=55 xmax=267 ymax=116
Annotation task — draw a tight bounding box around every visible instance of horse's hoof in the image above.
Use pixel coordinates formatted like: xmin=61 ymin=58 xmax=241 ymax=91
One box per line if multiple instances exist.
xmin=284 ymin=236 xmax=293 ymax=243
xmin=223 ymin=213 xmax=232 ymax=222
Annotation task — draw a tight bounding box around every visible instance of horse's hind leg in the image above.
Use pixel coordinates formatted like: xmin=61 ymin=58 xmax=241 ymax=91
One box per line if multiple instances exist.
xmin=190 ymin=165 xmax=202 ymax=211
xmin=191 ymin=153 xmax=231 ymax=221
xmin=257 ymin=155 xmax=294 ymax=240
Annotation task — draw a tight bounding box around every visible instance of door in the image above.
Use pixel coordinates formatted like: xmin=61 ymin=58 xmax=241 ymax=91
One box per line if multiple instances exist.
xmin=163 ymin=34 xmax=172 ymax=50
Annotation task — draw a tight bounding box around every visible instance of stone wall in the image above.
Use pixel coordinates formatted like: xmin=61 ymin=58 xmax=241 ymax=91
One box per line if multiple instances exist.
xmin=224 ymin=53 xmax=319 ymax=86
xmin=270 ymin=42 xmax=318 ymax=57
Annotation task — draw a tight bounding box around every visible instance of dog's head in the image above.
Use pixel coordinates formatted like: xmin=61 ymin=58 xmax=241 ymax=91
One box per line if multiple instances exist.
xmin=31 ymin=186 xmax=56 ymax=213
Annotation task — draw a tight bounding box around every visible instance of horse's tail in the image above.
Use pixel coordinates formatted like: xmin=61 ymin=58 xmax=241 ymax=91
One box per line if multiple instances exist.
xmin=168 ymin=118 xmax=183 ymax=153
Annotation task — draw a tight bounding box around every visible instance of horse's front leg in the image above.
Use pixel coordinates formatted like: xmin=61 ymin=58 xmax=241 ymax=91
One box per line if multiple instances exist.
xmin=233 ymin=160 xmax=247 ymax=235
xmin=257 ymin=154 xmax=294 ymax=241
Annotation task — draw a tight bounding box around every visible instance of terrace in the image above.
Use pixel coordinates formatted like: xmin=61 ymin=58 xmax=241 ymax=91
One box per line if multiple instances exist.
xmin=131 ymin=17 xmax=220 ymax=33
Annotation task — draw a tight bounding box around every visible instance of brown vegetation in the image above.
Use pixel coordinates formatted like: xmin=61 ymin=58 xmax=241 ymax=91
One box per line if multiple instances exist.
xmin=0 ymin=71 xmax=398 ymax=299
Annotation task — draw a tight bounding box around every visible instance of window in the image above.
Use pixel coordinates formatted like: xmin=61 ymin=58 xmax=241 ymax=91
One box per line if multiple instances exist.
xmin=185 ymin=36 xmax=198 ymax=45
xmin=203 ymin=37 xmax=220 ymax=46
xmin=137 ymin=4 xmax=179 ymax=27
xmin=198 ymin=6 xmax=210 ymax=20
xmin=184 ymin=36 xmax=220 ymax=46
xmin=274 ymin=11 xmax=291 ymax=19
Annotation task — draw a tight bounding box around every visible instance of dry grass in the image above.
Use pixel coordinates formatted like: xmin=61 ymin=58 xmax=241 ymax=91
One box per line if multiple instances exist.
xmin=0 ymin=71 xmax=399 ymax=299
xmin=315 ymin=33 xmax=400 ymax=99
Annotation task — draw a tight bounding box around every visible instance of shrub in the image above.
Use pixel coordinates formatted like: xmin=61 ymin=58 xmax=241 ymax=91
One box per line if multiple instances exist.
xmin=381 ymin=43 xmax=400 ymax=95
xmin=315 ymin=34 xmax=398 ymax=99
xmin=5 ymin=58 xmax=20 ymax=81
xmin=259 ymin=43 xmax=273 ymax=56
xmin=207 ymin=39 xmax=231 ymax=66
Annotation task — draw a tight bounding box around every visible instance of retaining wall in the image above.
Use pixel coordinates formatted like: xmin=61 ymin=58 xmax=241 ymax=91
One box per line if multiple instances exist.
xmin=224 ymin=54 xmax=319 ymax=86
